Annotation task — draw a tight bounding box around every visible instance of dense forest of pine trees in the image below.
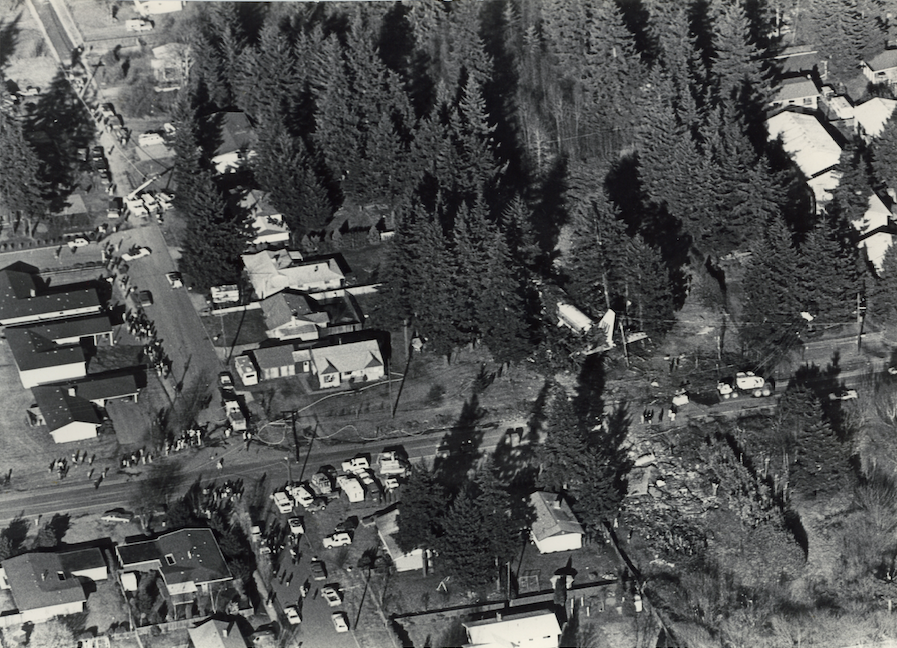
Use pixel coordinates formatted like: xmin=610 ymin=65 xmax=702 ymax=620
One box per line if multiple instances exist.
xmin=148 ymin=0 xmax=897 ymax=371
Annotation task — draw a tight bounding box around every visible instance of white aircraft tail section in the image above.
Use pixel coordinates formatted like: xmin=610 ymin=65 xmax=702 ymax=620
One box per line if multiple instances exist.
xmin=597 ymin=309 xmax=615 ymax=349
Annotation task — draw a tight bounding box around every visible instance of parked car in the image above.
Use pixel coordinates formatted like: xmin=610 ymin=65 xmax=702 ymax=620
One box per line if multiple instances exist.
xmin=67 ymin=237 xmax=89 ymax=249
xmin=137 ymin=290 xmax=153 ymax=307
xmin=166 ymin=272 xmax=183 ymax=289
xmin=288 ymin=517 xmax=304 ymax=535
xmin=284 ymin=606 xmax=301 ymax=625
xmin=828 ymin=389 xmax=858 ymax=401
xmin=310 ymin=559 xmax=327 ymax=581
xmin=331 ymin=611 xmax=349 ymax=633
xmin=91 ymin=145 xmax=105 ymax=161
xmin=218 ymin=371 xmax=234 ymax=390
xmin=322 ymin=532 xmax=352 ymax=549
xmin=321 ymin=585 xmax=343 ymax=607
xmin=101 ymin=508 xmax=134 ymax=523
xmin=122 ymin=246 xmax=151 ymax=261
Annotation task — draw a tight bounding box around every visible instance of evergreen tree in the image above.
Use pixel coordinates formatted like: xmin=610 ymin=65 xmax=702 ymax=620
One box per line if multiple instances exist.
xmin=374 ymin=205 xmax=457 ymax=357
xmin=869 ymin=243 xmax=897 ymax=323
xmin=828 ymin=142 xmax=873 ymax=225
xmin=0 ymin=88 xmax=49 ymax=223
xmin=252 ymin=115 xmax=331 ymax=238
xmin=626 ymin=235 xmax=676 ymax=335
xmin=179 ymin=170 xmax=251 ymax=289
xmin=796 ymin=217 xmax=861 ymax=321
xmin=480 ymin=228 xmax=531 ymax=366
xmin=739 ymin=214 xmax=804 ymax=365
xmin=395 ymin=463 xmax=446 ymax=554
xmin=871 ymin=117 xmax=897 ymax=189
xmin=435 ymin=484 xmax=499 ymax=591
xmin=169 ymin=94 xmax=209 ymax=212
xmin=537 ymin=390 xmax=590 ymax=494
xmin=709 ymin=0 xmax=770 ymax=113
xmin=450 ymin=199 xmax=494 ymax=345
xmin=232 ymin=17 xmax=300 ymax=122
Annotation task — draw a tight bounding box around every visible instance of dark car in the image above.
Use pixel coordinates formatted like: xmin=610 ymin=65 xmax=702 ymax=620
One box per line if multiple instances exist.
xmin=137 ymin=290 xmax=153 ymax=307
xmin=310 ymin=559 xmax=327 ymax=581
xmin=91 ymin=145 xmax=105 ymax=161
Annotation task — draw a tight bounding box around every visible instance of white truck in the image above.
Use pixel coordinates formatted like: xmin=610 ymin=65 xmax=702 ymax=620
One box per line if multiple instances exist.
xmin=341 ymin=456 xmax=370 ymax=474
xmin=718 ymin=371 xmax=772 ymax=399
xmin=223 ymin=396 xmax=247 ymax=432
xmin=377 ymin=451 xmax=409 ymax=477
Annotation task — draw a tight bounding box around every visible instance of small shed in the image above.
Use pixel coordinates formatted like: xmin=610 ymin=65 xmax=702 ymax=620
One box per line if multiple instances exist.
xmin=529 ymin=491 xmax=584 ymax=554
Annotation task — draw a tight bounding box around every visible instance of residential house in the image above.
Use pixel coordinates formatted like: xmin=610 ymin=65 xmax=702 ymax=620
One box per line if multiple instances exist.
xmin=852 ymin=193 xmax=894 ymax=274
xmin=30 ymin=384 xmax=102 ymax=444
xmin=251 ymin=344 xmax=302 ymax=381
xmin=6 ymin=328 xmax=86 ymax=389
xmin=0 ymin=262 xmax=101 ymax=326
xmin=133 ymin=0 xmax=184 ymax=15
xmin=462 ymin=610 xmax=562 ymax=648
xmin=187 ymin=616 xmax=248 ymax=648
xmin=375 ymin=508 xmax=428 ymax=572
xmin=0 ymin=548 xmax=106 ymax=622
xmin=309 ymin=339 xmax=384 ymax=389
xmin=818 ymin=89 xmax=855 ymax=129
xmin=211 ymin=112 xmax=256 ymax=174
xmin=116 ymin=528 xmax=232 ymax=610
xmin=769 ymin=76 xmax=820 ymax=111
xmin=766 ymin=111 xmax=843 ymax=212
xmin=862 ymin=49 xmax=897 ymax=86
xmin=12 ymin=313 xmax=114 ymax=347
xmin=241 ymin=190 xmax=290 ymax=247
xmin=54 ymin=372 xmax=140 ymax=408
xmin=529 ymin=491 xmax=584 ymax=554
xmin=261 ymin=289 xmax=364 ymax=341
xmin=242 ymin=250 xmax=347 ymax=299
xmin=854 ymin=97 xmax=897 ymax=142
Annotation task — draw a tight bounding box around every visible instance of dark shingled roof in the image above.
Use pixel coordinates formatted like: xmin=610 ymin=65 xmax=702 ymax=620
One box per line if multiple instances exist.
xmin=2 ymin=552 xmax=86 ymax=611
xmin=866 ymin=49 xmax=897 ymax=72
xmin=6 ymin=328 xmax=85 ymax=371
xmin=118 ymin=528 xmax=231 ymax=587
xmin=58 ymin=547 xmax=106 ymax=574
xmin=0 ymin=263 xmax=100 ymax=323
xmin=31 ymin=385 xmax=101 ymax=431
xmin=252 ymin=344 xmax=297 ymax=370
xmin=12 ymin=314 xmax=113 ymax=343
xmin=49 ymin=373 xmax=139 ymax=405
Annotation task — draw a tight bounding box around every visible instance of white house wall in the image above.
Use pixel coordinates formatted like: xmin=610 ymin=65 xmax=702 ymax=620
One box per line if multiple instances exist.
xmin=19 ymin=363 xmax=86 ymax=389
xmin=50 ymin=421 xmax=99 ymax=444
xmin=533 ymin=532 xmax=582 ymax=554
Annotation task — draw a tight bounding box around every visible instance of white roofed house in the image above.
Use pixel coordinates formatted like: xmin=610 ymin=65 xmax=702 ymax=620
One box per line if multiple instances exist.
xmin=766 ymin=111 xmax=843 ymax=213
xmin=241 ymin=190 xmax=290 ymax=247
xmin=309 ymin=339 xmax=384 ymax=389
xmin=854 ymin=97 xmax=897 ymax=143
xmin=528 ymin=491 xmax=584 ymax=554
xmin=242 ymin=250 xmax=347 ymax=299
xmin=462 ymin=610 xmax=562 ymax=648
xmin=851 ymin=193 xmax=895 ymax=274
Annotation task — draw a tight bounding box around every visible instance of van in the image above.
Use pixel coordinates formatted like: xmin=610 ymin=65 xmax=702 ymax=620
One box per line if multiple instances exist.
xmin=235 ymin=355 xmax=258 ymax=386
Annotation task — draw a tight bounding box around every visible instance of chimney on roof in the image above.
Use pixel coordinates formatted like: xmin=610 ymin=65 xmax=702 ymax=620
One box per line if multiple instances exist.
xmin=29 ymin=288 xmax=36 ymax=298
xmin=41 ymin=570 xmax=48 ymax=581
xmin=68 ymin=386 xmax=77 ymax=397
xmin=553 ymin=494 xmax=563 ymax=510
xmin=496 ymin=611 xmax=502 ymax=622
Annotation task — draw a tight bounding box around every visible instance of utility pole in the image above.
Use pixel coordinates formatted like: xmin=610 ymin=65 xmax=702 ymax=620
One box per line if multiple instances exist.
xmin=857 ymin=292 xmax=866 ymax=353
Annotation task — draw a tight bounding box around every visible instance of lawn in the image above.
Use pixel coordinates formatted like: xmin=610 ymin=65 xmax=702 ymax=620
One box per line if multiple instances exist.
xmin=202 ymin=309 xmax=269 ymax=348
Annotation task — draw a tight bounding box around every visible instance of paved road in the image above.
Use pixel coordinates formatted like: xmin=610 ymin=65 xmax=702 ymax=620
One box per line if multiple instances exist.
xmin=30 ymin=0 xmax=73 ymax=64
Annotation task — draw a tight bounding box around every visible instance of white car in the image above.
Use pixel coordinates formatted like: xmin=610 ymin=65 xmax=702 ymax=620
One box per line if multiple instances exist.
xmin=122 ymin=246 xmax=151 ymax=261
xmin=322 ymin=586 xmax=343 ymax=607
xmin=384 ymin=476 xmax=400 ymax=491
xmin=166 ymin=272 xmax=183 ymax=289
xmin=285 ymin=606 xmax=301 ymax=625
xmin=829 ymin=389 xmax=858 ymax=401
xmin=288 ymin=517 xmax=304 ymax=535
xmin=322 ymin=532 xmax=352 ymax=549
xmin=271 ymin=491 xmax=293 ymax=514
xmin=67 ymin=237 xmax=89 ymax=248
xmin=331 ymin=611 xmax=349 ymax=633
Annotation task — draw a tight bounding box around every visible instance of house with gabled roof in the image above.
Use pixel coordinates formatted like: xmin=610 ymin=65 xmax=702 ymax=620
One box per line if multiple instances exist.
xmin=528 ymin=491 xmax=584 ymax=554
xmin=862 ymin=49 xmax=897 ymax=86
xmin=252 ymin=343 xmax=307 ymax=381
xmin=854 ymin=97 xmax=897 ymax=142
xmin=242 ymin=250 xmax=347 ymax=299
xmin=766 ymin=111 xmax=843 ymax=213
xmin=6 ymin=328 xmax=86 ymax=389
xmin=309 ymin=339 xmax=384 ymax=389
xmin=0 ymin=262 xmax=101 ymax=326
xmin=241 ymin=190 xmax=290 ymax=248
xmin=261 ymin=289 xmax=364 ymax=341
xmin=0 ymin=548 xmax=106 ymax=622
xmin=375 ymin=507 xmax=428 ymax=572
xmin=187 ymin=616 xmax=249 ymax=648
xmin=462 ymin=610 xmax=562 ymax=648
xmin=211 ymin=112 xmax=257 ymax=174
xmin=12 ymin=313 xmax=114 ymax=347
xmin=769 ymin=76 xmax=820 ymax=111
xmin=116 ymin=528 xmax=232 ymax=609
xmin=30 ymin=384 xmax=102 ymax=443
